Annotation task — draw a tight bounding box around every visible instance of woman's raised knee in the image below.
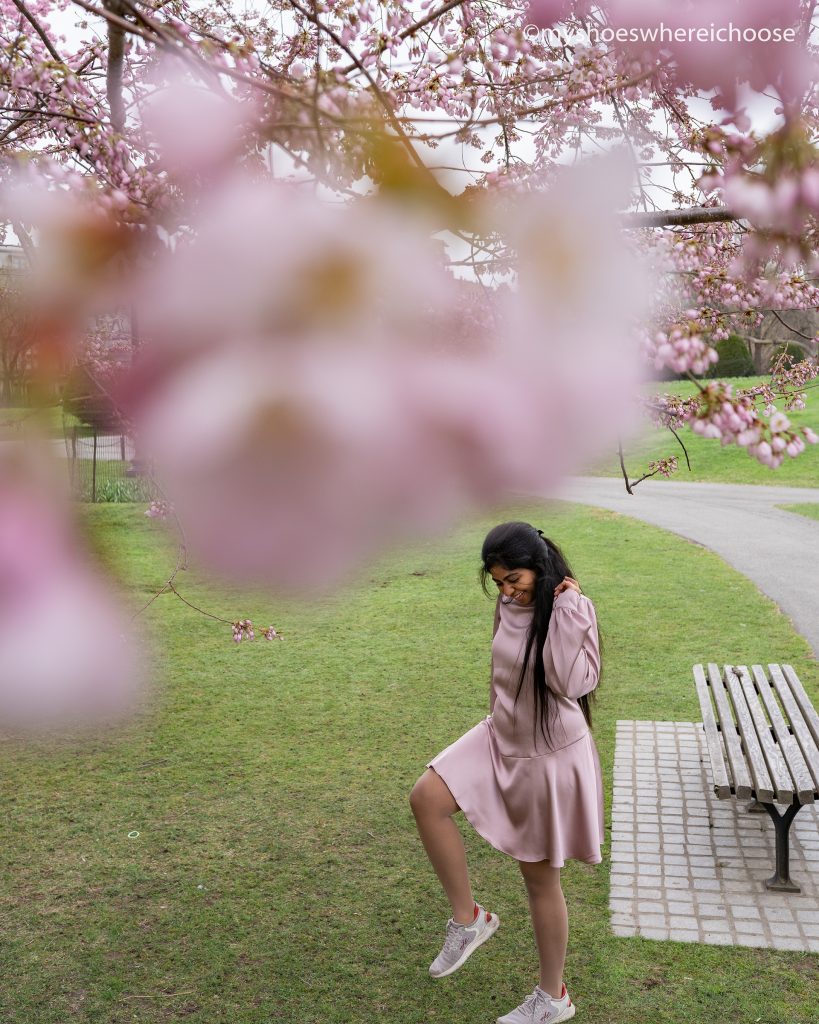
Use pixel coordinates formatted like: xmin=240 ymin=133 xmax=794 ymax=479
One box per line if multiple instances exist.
xmin=409 ymin=767 xmax=458 ymax=818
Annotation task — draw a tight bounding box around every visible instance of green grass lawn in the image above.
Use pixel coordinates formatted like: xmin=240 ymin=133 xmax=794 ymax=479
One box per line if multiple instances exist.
xmin=0 ymin=404 xmax=91 ymax=438
xmin=1 ymin=503 xmax=817 ymax=1024
xmin=778 ymin=503 xmax=819 ymax=523
xmin=586 ymin=376 xmax=819 ymax=487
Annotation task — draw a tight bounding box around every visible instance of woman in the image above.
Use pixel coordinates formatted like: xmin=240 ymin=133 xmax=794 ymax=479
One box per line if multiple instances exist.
xmin=409 ymin=521 xmax=605 ymax=1024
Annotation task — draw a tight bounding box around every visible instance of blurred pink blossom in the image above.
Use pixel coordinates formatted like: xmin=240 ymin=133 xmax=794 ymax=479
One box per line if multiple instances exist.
xmin=127 ymin=162 xmax=647 ymax=594
xmin=526 ymin=1 xmax=576 ymax=29
xmin=606 ymin=0 xmax=809 ymax=107
xmin=0 ymin=458 xmax=144 ymax=732
xmin=142 ymin=70 xmax=256 ymax=179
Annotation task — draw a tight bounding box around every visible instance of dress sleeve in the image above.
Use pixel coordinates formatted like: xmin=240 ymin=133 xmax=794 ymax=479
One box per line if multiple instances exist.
xmin=545 ymin=589 xmax=600 ymax=700
xmin=489 ymin=596 xmax=501 ymax=715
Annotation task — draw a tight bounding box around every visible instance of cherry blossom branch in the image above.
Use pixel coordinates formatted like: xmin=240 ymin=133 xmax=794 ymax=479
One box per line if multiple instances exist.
xmin=285 ymin=0 xmax=437 ymax=181
xmin=9 ymin=0 xmax=63 ymax=63
xmin=334 ymin=0 xmax=469 ymax=76
xmin=0 ymin=52 xmax=97 ymax=145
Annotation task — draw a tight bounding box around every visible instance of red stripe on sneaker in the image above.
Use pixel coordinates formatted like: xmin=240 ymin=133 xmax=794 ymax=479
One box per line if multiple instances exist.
xmin=485 ymin=910 xmax=491 ymax=922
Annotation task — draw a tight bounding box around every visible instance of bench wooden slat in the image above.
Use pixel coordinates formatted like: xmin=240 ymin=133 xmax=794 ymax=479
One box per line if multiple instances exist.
xmin=706 ymin=663 xmax=753 ymax=799
xmin=693 ymin=664 xmax=732 ymax=798
xmin=768 ymin=664 xmax=819 ymax=801
xmin=780 ymin=665 xmax=819 ymax=751
xmin=734 ymin=666 xmax=794 ymax=803
xmin=751 ymin=665 xmax=815 ymax=804
xmin=723 ymin=665 xmax=775 ymax=802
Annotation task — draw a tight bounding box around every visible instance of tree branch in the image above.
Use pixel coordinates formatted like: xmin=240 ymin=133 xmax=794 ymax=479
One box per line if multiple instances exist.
xmin=103 ymin=1 xmax=127 ymax=132
xmin=623 ymin=206 xmax=740 ymax=228
xmin=668 ymin=425 xmax=691 ymax=471
xmin=617 ymin=440 xmax=634 ymax=495
xmin=770 ymin=308 xmax=817 ymax=343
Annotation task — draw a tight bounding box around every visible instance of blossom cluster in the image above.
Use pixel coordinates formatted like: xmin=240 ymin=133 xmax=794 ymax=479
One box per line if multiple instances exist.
xmin=232 ymin=619 xmax=282 ymax=643
xmin=145 ymin=500 xmax=172 ymax=520
xmin=643 ymin=323 xmax=719 ymax=376
xmin=647 ymin=456 xmax=678 ymax=478
xmin=689 ymin=382 xmax=818 ymax=468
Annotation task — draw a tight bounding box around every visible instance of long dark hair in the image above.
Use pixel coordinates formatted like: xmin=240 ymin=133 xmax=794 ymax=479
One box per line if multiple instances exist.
xmin=479 ymin=521 xmax=600 ymax=747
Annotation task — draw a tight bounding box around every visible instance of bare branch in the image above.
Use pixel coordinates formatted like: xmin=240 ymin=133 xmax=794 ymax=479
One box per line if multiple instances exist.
xmin=623 ymin=206 xmax=740 ymax=228
xmin=770 ymin=309 xmax=817 ymax=343
xmin=668 ymin=426 xmax=691 ymax=471
xmin=617 ymin=440 xmax=634 ymax=495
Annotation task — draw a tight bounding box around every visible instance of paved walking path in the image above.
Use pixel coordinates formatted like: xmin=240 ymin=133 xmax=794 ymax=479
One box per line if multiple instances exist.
xmin=551 ymin=477 xmax=819 ymax=658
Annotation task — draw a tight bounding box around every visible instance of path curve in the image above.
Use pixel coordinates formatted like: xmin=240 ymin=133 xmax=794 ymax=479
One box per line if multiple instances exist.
xmin=547 ymin=477 xmax=819 ymax=659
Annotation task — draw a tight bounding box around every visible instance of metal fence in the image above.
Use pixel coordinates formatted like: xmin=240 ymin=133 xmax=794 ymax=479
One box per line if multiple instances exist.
xmin=63 ymin=424 xmax=155 ymax=503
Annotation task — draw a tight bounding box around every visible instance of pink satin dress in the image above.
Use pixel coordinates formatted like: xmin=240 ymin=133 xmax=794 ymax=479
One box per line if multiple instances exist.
xmin=426 ymin=588 xmax=605 ymax=866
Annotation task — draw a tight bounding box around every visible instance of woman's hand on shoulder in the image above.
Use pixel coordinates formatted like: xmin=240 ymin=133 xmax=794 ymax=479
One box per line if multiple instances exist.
xmin=553 ymin=577 xmax=582 ymax=599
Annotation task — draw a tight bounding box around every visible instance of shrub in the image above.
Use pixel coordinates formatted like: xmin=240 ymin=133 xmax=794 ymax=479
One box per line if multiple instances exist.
xmin=82 ymin=478 xmax=155 ymax=503
xmin=705 ymin=335 xmax=756 ymax=378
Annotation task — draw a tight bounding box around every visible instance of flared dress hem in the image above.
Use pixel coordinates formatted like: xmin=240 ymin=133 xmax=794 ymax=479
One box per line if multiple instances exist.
xmin=425 ymin=717 xmax=605 ymax=867
xmin=428 ymin=758 xmax=604 ymax=866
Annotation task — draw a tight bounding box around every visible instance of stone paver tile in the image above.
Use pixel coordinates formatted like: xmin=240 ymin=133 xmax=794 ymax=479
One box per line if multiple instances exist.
xmin=608 ymin=898 xmax=633 ymax=912
xmin=667 ymin=903 xmax=695 ymax=916
xmin=611 ymin=721 xmax=819 ymax=954
xmin=730 ymin=906 xmax=761 ymax=919
xmin=762 ymin=907 xmax=795 ymax=922
xmin=637 ymin=901 xmax=665 ymax=913
xmin=696 ymin=916 xmax=731 ymax=932
xmin=634 ymin=887 xmax=663 ymax=900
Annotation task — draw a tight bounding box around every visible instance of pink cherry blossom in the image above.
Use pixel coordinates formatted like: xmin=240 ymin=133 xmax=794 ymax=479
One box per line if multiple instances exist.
xmin=526 ymin=1 xmax=576 ymax=29
xmin=141 ymin=68 xmax=258 ymax=180
xmin=127 ymin=159 xmax=647 ymax=593
xmin=605 ymin=0 xmax=809 ymax=107
xmin=0 ymin=456 xmax=143 ymax=732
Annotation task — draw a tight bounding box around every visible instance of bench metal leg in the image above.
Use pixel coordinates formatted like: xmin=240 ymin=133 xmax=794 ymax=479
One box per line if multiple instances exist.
xmin=760 ymin=802 xmax=802 ymax=893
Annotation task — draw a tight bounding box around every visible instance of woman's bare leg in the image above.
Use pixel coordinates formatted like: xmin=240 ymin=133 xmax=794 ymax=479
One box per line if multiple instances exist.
xmin=409 ymin=768 xmax=476 ymax=924
xmin=518 ymin=859 xmax=568 ymax=999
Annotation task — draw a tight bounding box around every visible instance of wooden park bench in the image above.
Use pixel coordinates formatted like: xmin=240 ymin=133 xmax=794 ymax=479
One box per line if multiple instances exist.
xmin=693 ymin=663 xmax=819 ymax=893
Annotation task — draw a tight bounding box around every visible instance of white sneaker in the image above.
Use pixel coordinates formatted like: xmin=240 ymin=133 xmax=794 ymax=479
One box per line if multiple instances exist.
xmin=497 ymin=983 xmax=576 ymax=1023
xmin=428 ymin=902 xmax=499 ymax=978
